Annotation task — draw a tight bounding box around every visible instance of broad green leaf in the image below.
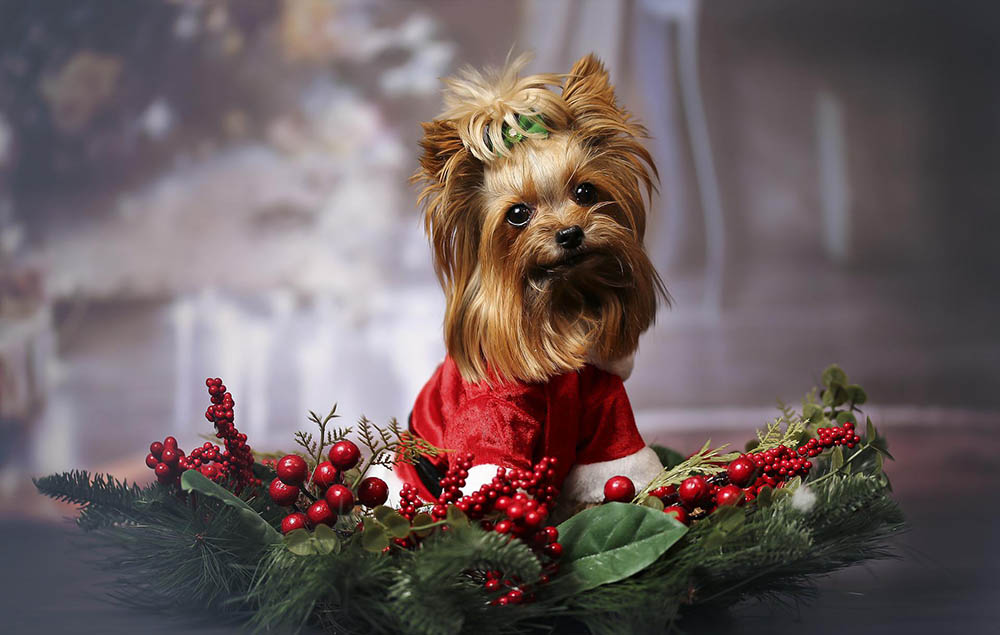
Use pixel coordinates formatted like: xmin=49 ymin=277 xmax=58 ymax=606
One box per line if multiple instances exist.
xmin=372 ymin=505 xmax=396 ymax=523
xmin=313 ymin=523 xmax=340 ymax=554
xmin=411 ymin=512 xmax=435 ymax=538
xmin=641 ymin=496 xmax=664 ymax=511
xmin=548 ymin=503 xmax=686 ymax=596
xmin=445 ymin=505 xmax=469 ymax=527
xmin=361 ymin=523 xmax=389 ymax=552
xmin=830 ymin=446 xmax=844 ymax=470
xmin=284 ymin=528 xmax=314 ymax=556
xmin=822 ymin=365 xmax=847 ymax=387
xmin=802 ymin=403 xmax=824 ymax=423
xmin=835 ymin=411 xmax=855 ymax=425
xmin=381 ymin=511 xmax=412 ymax=539
xmin=821 ymin=389 xmax=834 ymax=407
xmin=756 ymin=486 xmax=773 ymax=507
xmin=846 ymin=384 xmax=867 ymax=405
xmin=875 ymin=451 xmax=884 ymax=474
xmin=784 ymin=476 xmax=802 ymax=492
xmin=866 ymin=417 xmax=876 ymax=441
xmin=709 ymin=505 xmax=744 ymax=533
xmin=180 ymin=470 xmax=280 ymax=544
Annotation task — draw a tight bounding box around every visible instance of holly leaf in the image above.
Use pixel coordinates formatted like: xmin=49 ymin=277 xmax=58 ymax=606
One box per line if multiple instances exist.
xmin=180 ymin=470 xmax=280 ymax=545
xmin=546 ymin=503 xmax=687 ymax=597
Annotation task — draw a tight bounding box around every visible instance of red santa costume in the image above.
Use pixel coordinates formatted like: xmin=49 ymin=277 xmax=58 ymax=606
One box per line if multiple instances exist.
xmin=392 ymin=355 xmax=663 ymax=504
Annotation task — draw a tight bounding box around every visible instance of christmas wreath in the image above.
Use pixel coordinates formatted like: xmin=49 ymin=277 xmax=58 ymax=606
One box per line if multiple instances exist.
xmin=35 ymin=365 xmax=903 ymax=634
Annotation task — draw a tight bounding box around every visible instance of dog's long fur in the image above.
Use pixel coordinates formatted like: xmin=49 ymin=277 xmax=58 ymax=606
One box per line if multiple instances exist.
xmin=414 ymin=53 xmax=668 ymax=384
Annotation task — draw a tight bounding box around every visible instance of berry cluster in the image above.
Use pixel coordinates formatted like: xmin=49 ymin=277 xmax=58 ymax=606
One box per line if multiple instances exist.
xmin=388 ymin=455 xmax=563 ymax=604
xmin=800 ymin=420 xmax=860 ymax=455
xmin=145 ymin=436 xmax=185 ymax=485
xmin=143 ymin=378 xmax=259 ymax=490
xmin=203 ymin=378 xmax=257 ymax=491
xmin=268 ymin=439 xmax=390 ymax=534
xmin=645 ymin=419 xmax=860 ymax=523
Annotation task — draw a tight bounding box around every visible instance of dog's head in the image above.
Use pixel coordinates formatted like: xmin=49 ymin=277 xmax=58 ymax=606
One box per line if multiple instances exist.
xmin=414 ymin=53 xmax=667 ymax=383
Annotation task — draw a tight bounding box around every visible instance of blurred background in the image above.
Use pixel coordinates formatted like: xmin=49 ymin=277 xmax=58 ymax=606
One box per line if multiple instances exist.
xmin=1 ymin=0 xmax=998 ymax=632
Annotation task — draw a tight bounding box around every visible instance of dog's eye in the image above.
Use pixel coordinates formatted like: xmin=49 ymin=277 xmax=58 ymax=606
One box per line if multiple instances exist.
xmin=505 ymin=203 xmax=532 ymax=227
xmin=573 ymin=182 xmax=598 ymax=206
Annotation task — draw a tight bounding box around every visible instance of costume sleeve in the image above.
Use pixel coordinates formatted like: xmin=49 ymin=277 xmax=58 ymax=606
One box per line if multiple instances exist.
xmin=563 ymin=371 xmax=663 ymax=503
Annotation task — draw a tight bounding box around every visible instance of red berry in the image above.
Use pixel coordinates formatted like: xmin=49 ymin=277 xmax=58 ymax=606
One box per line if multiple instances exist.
xmin=200 ymin=463 xmax=219 ymax=479
xmin=149 ymin=442 xmax=164 ymax=458
xmin=543 ymin=526 xmax=559 ymax=543
xmin=523 ymin=510 xmax=544 ymax=528
xmin=324 ymin=484 xmax=356 ymax=513
xmin=505 ymin=504 xmax=524 ymax=520
xmin=603 ymin=476 xmax=636 ymax=503
xmin=281 ymin=513 xmax=308 ymax=534
xmin=154 ymin=462 xmax=173 ymax=479
xmin=268 ymin=477 xmax=300 ymax=506
xmin=357 ymin=477 xmax=389 ymax=507
xmin=307 ymin=500 xmax=336 ymax=526
xmin=663 ymin=505 xmax=689 ymax=525
xmin=543 ymin=542 xmax=563 ymax=558
xmin=160 ymin=448 xmax=179 ymax=465
xmin=163 ymin=436 xmax=178 ymax=450
xmin=495 ymin=520 xmax=512 ymax=534
xmin=727 ymin=456 xmax=756 ymax=487
xmin=312 ymin=461 xmax=339 ymax=489
xmin=276 ymin=455 xmax=308 ymax=486
xmin=145 ymin=453 xmax=159 ymax=469
xmin=327 ymin=440 xmax=361 ymax=470
xmin=678 ymin=476 xmax=710 ymax=508
xmin=715 ymin=484 xmax=744 ymax=507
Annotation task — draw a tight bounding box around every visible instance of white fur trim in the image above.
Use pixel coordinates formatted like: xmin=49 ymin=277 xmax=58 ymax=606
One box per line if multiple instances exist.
xmin=588 ymin=352 xmax=636 ymax=381
xmin=561 ymin=446 xmax=663 ymax=504
xmin=465 ymin=463 xmax=501 ymax=494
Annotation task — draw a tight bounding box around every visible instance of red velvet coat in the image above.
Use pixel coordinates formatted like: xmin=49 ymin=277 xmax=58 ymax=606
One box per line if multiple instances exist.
xmin=395 ymin=355 xmax=649 ymax=501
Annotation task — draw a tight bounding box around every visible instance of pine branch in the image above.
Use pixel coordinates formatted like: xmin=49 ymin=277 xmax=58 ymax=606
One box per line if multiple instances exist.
xmin=635 ymin=441 xmax=739 ymax=502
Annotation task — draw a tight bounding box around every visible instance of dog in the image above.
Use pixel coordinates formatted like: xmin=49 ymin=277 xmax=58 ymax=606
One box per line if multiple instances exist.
xmin=393 ymin=53 xmax=668 ymax=507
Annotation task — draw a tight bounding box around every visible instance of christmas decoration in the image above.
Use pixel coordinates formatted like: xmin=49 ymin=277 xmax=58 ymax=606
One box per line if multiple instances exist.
xmin=35 ymin=364 xmax=902 ymax=634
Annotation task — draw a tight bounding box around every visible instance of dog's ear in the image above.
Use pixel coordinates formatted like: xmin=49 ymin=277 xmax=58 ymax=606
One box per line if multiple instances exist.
xmin=562 ymin=54 xmax=634 ymax=138
xmin=412 ymin=119 xmax=482 ymax=291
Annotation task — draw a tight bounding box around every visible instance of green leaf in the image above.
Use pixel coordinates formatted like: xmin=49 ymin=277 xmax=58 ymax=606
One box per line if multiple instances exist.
xmin=835 ymin=411 xmax=855 ymax=425
xmin=180 ymin=470 xmax=281 ymax=544
xmin=756 ymin=486 xmax=773 ymax=507
xmin=411 ymin=512 xmax=435 ymax=538
xmin=866 ymin=417 xmax=876 ymax=441
xmin=802 ymin=403 xmax=824 ymax=423
xmin=549 ymin=503 xmax=687 ymax=596
xmin=830 ymin=446 xmax=844 ymax=471
xmin=641 ymin=496 xmax=664 ymax=511
xmin=381 ymin=511 xmax=412 ymax=539
xmin=284 ymin=528 xmax=314 ymax=556
xmin=445 ymin=505 xmax=468 ymax=527
xmin=822 ymin=365 xmax=847 ymax=387
xmin=313 ymin=524 xmax=340 ymax=554
xmin=361 ymin=523 xmax=389 ymax=552
xmin=709 ymin=505 xmax=744 ymax=534
xmin=846 ymin=384 xmax=867 ymax=405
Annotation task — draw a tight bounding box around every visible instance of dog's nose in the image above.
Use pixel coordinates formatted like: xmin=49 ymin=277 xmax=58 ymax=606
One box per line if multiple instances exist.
xmin=555 ymin=225 xmax=584 ymax=250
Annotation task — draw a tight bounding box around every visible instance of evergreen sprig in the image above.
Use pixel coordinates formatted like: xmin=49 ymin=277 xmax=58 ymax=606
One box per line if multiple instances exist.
xmin=634 ymin=440 xmax=740 ymax=503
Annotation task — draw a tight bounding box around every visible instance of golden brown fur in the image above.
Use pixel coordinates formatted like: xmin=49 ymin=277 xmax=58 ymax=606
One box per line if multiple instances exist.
xmin=414 ymin=53 xmax=668 ymax=384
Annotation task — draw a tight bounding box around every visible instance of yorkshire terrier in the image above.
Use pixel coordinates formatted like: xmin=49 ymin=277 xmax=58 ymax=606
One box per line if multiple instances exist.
xmin=393 ymin=53 xmax=667 ymax=507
